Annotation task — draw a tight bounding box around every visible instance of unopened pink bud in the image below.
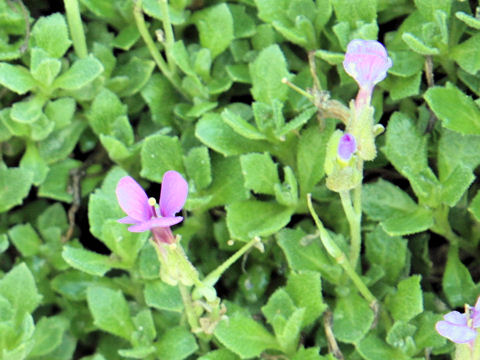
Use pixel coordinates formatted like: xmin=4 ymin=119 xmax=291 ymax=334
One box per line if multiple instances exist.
xmin=338 ymin=133 xmax=356 ymax=162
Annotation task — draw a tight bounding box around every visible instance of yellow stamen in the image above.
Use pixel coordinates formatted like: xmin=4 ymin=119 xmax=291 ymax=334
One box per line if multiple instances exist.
xmin=148 ymin=197 xmax=156 ymax=206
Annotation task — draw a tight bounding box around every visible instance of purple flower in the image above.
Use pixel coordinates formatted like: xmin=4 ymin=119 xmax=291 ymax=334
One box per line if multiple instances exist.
xmin=116 ymin=171 xmax=188 ymax=243
xmin=436 ymin=297 xmax=480 ymax=344
xmin=343 ymin=39 xmax=392 ymax=105
xmin=338 ymin=133 xmax=356 ymax=162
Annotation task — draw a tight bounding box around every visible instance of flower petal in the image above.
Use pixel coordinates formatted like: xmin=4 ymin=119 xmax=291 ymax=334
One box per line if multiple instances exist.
xmin=127 ymin=216 xmax=183 ymax=232
xmin=343 ymin=39 xmax=392 ymax=89
xmin=116 ymin=176 xmax=153 ymax=222
xmin=117 ymin=216 xmax=140 ymax=224
xmin=159 ymin=170 xmax=188 ymax=217
xmin=436 ymin=320 xmax=477 ymax=343
xmin=444 ymin=311 xmax=468 ymax=325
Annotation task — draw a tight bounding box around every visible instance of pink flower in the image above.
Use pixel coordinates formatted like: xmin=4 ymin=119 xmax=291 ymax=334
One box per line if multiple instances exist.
xmin=343 ymin=39 xmax=392 ymax=105
xmin=435 ymin=297 xmax=480 ymax=344
xmin=337 ymin=133 xmax=356 ymax=162
xmin=115 ymin=171 xmax=188 ymax=244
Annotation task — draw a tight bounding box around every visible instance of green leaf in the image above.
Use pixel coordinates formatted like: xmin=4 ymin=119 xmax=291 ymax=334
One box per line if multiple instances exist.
xmin=277 ymin=228 xmax=342 ymax=283
xmin=8 ymin=223 xmax=42 ymax=257
xmin=442 ymin=246 xmax=476 ymax=307
xmin=184 ymin=146 xmax=212 ymax=190
xmin=54 ymin=56 xmax=104 ymax=90
xmin=254 ymin=0 xmax=289 ymax=23
xmin=198 ymin=349 xmax=240 ymax=360
xmin=0 ymin=167 xmax=33 ymax=213
xmin=10 ymin=95 xmax=45 ymax=124
xmin=141 ymin=134 xmax=185 ymax=182
xmin=382 ymin=207 xmax=434 ymax=236
xmin=285 ymin=271 xmax=327 ymax=327
xmin=62 ymin=245 xmax=112 ymax=276
xmin=414 ymin=0 xmax=451 ymax=20
xmin=240 ymin=153 xmax=279 ymax=195
xmin=357 ymin=333 xmax=411 ymax=360
xmin=87 ymin=88 xmax=131 ymax=140
xmin=383 ymin=112 xmax=428 ymax=176
xmin=413 ymin=311 xmax=446 ymax=350
xmin=141 ymin=74 xmax=177 ymax=126
xmin=226 ymin=200 xmax=293 ymax=241
xmin=118 ymin=347 xmax=156 ymax=359
xmin=451 ymin=34 xmax=480 ymax=75
xmin=113 ymin=56 xmax=155 ymax=97
xmin=439 ymin=164 xmax=474 ymax=207
xmin=191 ymin=155 xmax=249 ymax=209
xmin=45 ymin=97 xmax=76 ymax=130
xmin=456 ymin=11 xmax=480 ymax=30
xmin=0 ymin=63 xmax=36 ymax=94
xmin=292 ymin=347 xmax=325 ymax=360
xmin=112 ymin=24 xmax=140 ymax=50
xmin=156 ymin=326 xmax=198 ymax=360
xmin=0 ymin=234 xmax=8 ymax=254
xmin=250 ymin=45 xmax=290 ymax=104
xmin=196 ymin=113 xmax=268 ymax=156
xmin=51 ymin=270 xmax=96 ymax=301
xmin=438 ymin=128 xmax=480 ymax=179
xmin=469 ymin=190 xmax=480 ymax=222
xmin=20 ymin=142 xmax=49 ymax=186
xmin=384 ymin=72 xmax=422 ymax=101
xmin=38 ymin=159 xmax=81 ymax=202
xmin=277 ymin=106 xmax=317 ymax=136
xmin=87 ymin=286 xmax=135 ymax=340
xmin=30 ymin=316 xmax=68 ymax=357
xmin=144 ymin=280 xmax=183 ymax=312
xmin=215 ymin=314 xmax=279 ymax=359
xmin=222 ymin=108 xmax=267 ymax=141
xmin=331 ymin=0 xmax=376 ymax=26
xmin=193 ymin=4 xmax=234 ymax=58
xmin=30 ymin=47 xmax=62 ymax=86
xmin=262 ymin=289 xmax=296 ymax=327
xmin=362 ymin=179 xmax=433 ymax=236
xmin=388 ymin=50 xmax=424 ymax=77
xmin=385 ymin=321 xmax=416 ymax=351
xmin=333 ymin=292 xmax=374 ymax=343
xmin=37 ymin=120 xmax=86 ymax=163
xmin=229 ymin=4 xmax=256 ymax=38
xmin=31 ymin=13 xmax=71 ymax=58
xmin=0 ymin=263 xmax=41 ymax=316
xmin=424 ymin=84 xmax=480 ymax=135
xmin=386 ymin=275 xmax=423 ymax=322
xmin=365 ymin=228 xmax=407 ymax=284
xmin=100 ymin=220 xmax=148 ymax=265
xmin=401 ymin=33 xmax=439 ymax=55
xmin=297 ymin=123 xmax=333 ymax=196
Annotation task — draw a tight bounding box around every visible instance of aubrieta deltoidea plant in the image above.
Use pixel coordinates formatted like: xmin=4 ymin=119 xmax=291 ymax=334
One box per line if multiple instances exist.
xmin=2 ymin=0 xmax=480 ymax=359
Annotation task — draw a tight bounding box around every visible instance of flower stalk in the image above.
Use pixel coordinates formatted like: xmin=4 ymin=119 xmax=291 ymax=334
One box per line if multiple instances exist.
xmin=63 ymin=0 xmax=87 ymax=58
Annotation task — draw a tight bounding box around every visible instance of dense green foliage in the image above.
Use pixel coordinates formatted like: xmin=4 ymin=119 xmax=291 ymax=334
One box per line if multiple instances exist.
xmin=1 ymin=0 xmax=480 ymax=359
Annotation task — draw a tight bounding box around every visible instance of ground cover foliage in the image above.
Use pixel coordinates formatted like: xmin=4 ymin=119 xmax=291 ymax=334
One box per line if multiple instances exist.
xmin=1 ymin=0 xmax=480 ymax=359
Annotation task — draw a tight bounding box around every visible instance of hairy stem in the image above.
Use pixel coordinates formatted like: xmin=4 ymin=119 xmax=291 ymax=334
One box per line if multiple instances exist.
xmin=203 ymin=237 xmax=261 ymax=287
xmin=133 ymin=0 xmax=188 ymax=100
xmin=308 ymin=194 xmax=376 ymax=306
xmin=64 ymin=0 xmax=87 ymax=58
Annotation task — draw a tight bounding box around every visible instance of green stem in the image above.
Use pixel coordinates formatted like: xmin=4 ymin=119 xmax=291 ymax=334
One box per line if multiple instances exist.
xmin=64 ymin=0 xmax=88 ymax=58
xmin=431 ymin=205 xmax=475 ymax=252
xmin=158 ymin=0 xmax=176 ymax=73
xmin=308 ymin=194 xmax=376 ymax=306
xmin=339 ymin=190 xmax=361 ymax=269
xmin=203 ymin=237 xmax=261 ymax=287
xmin=179 ymin=284 xmax=200 ymax=332
xmin=133 ymin=0 xmax=189 ymax=100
